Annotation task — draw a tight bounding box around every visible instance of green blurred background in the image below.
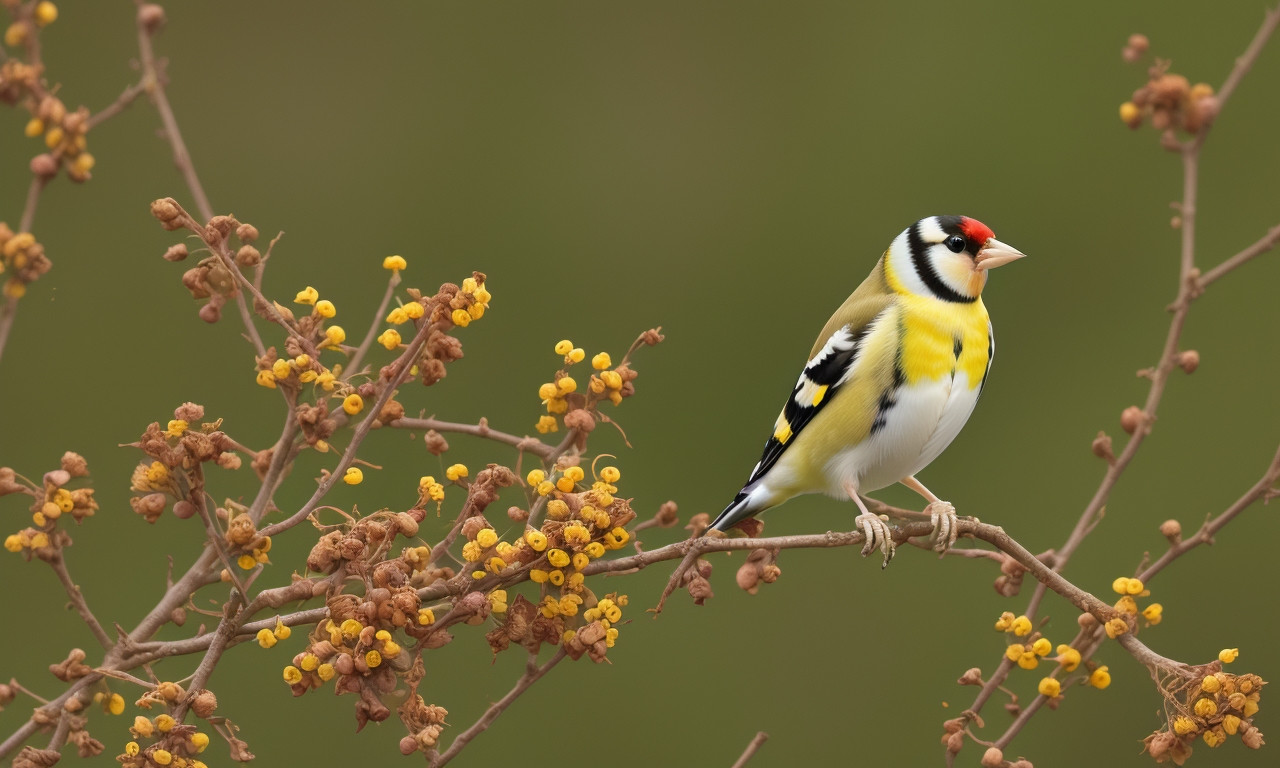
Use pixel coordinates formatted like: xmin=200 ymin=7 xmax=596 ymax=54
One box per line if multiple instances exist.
xmin=2 ymin=1 xmax=1279 ymax=765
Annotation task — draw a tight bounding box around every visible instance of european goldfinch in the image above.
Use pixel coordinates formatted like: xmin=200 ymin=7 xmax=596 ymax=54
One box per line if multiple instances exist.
xmin=708 ymin=215 xmax=1026 ymax=564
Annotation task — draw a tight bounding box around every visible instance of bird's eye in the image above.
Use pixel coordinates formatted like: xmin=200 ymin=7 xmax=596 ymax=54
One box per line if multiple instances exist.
xmin=944 ymin=235 xmax=967 ymax=254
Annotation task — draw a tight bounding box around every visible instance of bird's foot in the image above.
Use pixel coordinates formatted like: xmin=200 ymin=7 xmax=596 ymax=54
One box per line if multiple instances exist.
xmin=854 ymin=512 xmax=896 ymax=568
xmin=924 ymin=500 xmax=959 ymax=553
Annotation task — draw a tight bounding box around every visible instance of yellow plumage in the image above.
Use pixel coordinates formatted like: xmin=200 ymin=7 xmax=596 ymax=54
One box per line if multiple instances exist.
xmin=709 ymin=215 xmax=1026 ymax=563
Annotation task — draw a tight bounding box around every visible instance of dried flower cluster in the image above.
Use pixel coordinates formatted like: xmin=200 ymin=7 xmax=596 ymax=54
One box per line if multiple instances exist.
xmin=1118 ymin=35 xmax=1220 ymax=143
xmin=3 ymin=6 xmax=1280 ymax=768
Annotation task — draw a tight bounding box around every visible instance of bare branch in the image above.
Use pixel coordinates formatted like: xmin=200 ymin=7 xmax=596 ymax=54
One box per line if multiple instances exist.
xmin=730 ymin=731 xmax=769 ymax=768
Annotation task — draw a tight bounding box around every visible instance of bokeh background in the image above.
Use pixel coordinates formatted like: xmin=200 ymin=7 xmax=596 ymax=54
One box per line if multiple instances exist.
xmin=2 ymin=1 xmax=1279 ymax=765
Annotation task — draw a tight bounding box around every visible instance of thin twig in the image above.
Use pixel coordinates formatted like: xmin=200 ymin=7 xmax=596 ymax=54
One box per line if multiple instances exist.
xmin=85 ymin=77 xmax=149 ymax=130
xmin=347 ymin=271 xmax=401 ymax=375
xmin=429 ymin=648 xmax=567 ymax=767
xmin=46 ymin=552 xmax=114 ymax=651
xmin=1196 ymin=222 xmax=1280 ymax=288
xmin=729 ymin=731 xmax=769 ymax=768
xmin=390 ymin=416 xmax=553 ymax=458
xmin=257 ymin=320 xmax=433 ymax=538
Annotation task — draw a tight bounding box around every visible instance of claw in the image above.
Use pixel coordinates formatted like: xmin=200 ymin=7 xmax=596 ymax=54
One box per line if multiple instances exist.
xmin=854 ymin=512 xmax=896 ymax=568
xmin=925 ymin=501 xmax=959 ymax=553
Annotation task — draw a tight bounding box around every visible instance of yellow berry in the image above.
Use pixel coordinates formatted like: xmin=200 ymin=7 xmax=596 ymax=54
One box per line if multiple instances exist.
xmin=1173 ymin=716 xmax=1196 ymax=735
xmin=1037 ymin=677 xmax=1061 ymax=698
xmin=34 ymin=2 xmax=57 ymax=26
xmin=24 ymin=118 xmax=43 ymax=138
xmin=343 ymin=467 xmax=363 ymax=485
xmin=1119 ymin=101 xmax=1140 ymax=123
xmin=529 ymin=569 xmax=549 ymax=583
xmin=294 ymin=286 xmax=319 ymax=305
xmin=256 ymin=628 xmax=277 ymax=648
xmin=342 ymin=393 xmax=363 ymax=415
xmin=324 ymin=325 xmax=347 ymax=346
xmin=1031 ymin=637 xmax=1052 ymax=656
xmin=592 ymin=352 xmax=612 ymax=370
xmin=154 ymin=714 xmax=175 ymax=732
xmin=525 ymin=530 xmax=548 ymax=551
xmin=475 ymin=528 xmax=498 ymax=548
xmin=317 ymin=663 xmax=336 ymax=681
xmin=555 ymin=339 xmax=573 ymax=355
xmin=1200 ymin=675 xmax=1221 ymax=693
xmin=1089 ymin=666 xmax=1111 ymax=689
xmin=403 ymin=301 xmax=424 ymax=319
xmin=152 ymin=749 xmax=173 ymax=766
xmin=315 ymin=299 xmax=336 ymax=318
xmin=377 ymin=329 xmax=402 ymax=350
xmin=44 ymin=126 xmax=64 ymax=149
xmin=1142 ymin=603 xmax=1163 ymax=624
xmin=256 ymin=369 xmax=277 ymax=389
xmin=445 ymin=463 xmax=468 ymax=481
xmin=365 ymin=650 xmax=382 ymax=668
xmin=1218 ymin=648 xmax=1238 ymax=664
xmin=546 ymin=499 xmax=569 ymax=518
xmin=1104 ymin=617 xmax=1128 ymax=639
xmin=271 ymin=358 xmax=292 ymax=380
xmin=600 ymin=466 xmax=621 ymax=483
xmin=538 ymin=382 xmax=559 ymax=401
xmin=451 ymin=308 xmax=470 ymax=327
xmin=190 ymin=732 xmax=210 ymax=752
xmin=526 ymin=469 xmax=546 ymax=486
xmin=994 ymin=611 xmax=1015 ymax=632
xmin=547 ymin=548 xmax=570 ymax=568
xmin=568 ymin=348 xmax=585 ymax=363
xmin=1194 ymin=697 xmax=1217 ymax=717
xmin=1056 ymin=644 xmax=1081 ymax=672
xmin=383 ymin=254 xmax=407 ymax=271
xmin=107 ymin=693 xmax=125 ymax=715
xmin=557 ymin=376 xmax=577 ymax=394
xmin=417 ymin=608 xmax=435 ymax=625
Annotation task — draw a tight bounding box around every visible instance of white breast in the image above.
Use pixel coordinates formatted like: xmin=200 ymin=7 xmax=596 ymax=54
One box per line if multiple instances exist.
xmin=822 ymin=371 xmax=981 ymax=496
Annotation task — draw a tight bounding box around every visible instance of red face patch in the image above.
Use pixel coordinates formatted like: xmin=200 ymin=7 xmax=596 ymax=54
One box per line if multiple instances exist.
xmin=959 ymin=217 xmax=995 ymax=244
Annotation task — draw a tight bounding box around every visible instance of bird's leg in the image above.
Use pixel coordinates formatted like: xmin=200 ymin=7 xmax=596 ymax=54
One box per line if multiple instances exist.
xmin=844 ymin=480 xmax=895 ymax=568
xmin=899 ymin=475 xmax=958 ymax=553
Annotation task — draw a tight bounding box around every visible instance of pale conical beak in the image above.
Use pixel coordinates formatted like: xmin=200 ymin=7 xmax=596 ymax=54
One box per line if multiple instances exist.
xmin=973 ymin=237 xmax=1027 ymax=271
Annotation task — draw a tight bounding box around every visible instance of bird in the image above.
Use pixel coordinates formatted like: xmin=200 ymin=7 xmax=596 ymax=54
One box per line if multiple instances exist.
xmin=706 ymin=215 xmax=1026 ymax=565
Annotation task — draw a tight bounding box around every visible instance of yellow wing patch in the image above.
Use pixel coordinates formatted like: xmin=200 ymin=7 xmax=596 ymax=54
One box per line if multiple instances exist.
xmin=773 ymin=413 xmax=793 ymax=444
xmin=811 ymin=384 xmax=829 ymax=406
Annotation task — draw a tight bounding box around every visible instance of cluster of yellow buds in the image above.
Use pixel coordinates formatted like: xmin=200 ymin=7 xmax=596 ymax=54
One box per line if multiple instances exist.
xmin=1118 ymin=36 xmax=1220 ymax=138
xmin=23 ymin=93 xmax=95 ymax=182
xmin=447 ymin=274 xmax=491 ymax=328
xmin=116 ymin=681 xmax=214 ymax=768
xmin=993 ymin=610 xmax=1109 ymax=705
xmin=2 ymin=452 xmax=95 ymax=559
xmin=1144 ymin=658 xmax=1266 ymax=762
xmin=534 ymin=338 xmax=641 ymax=433
xmin=0 ymin=223 xmax=52 ymax=298
xmin=1106 ymin=576 xmax=1161 ymax=637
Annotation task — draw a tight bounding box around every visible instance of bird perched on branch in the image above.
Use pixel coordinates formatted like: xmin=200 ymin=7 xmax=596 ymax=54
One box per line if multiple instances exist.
xmin=707 ymin=215 xmax=1026 ymax=565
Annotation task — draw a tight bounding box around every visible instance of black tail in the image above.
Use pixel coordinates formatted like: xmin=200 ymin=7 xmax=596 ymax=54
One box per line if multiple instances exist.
xmin=704 ymin=489 xmax=755 ymax=534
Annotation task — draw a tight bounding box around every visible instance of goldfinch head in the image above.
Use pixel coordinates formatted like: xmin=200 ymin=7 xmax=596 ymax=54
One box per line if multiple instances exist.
xmin=884 ymin=215 xmax=1026 ymax=302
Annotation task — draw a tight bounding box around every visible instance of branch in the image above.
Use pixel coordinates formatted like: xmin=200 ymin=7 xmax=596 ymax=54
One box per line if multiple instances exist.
xmin=85 ymin=77 xmax=149 ymax=131
xmin=389 ymin=416 xmax=554 ymax=458
xmin=730 ymin=731 xmax=769 ymax=768
xmin=428 ymin=648 xmax=566 ymax=767
xmin=45 ymin=551 xmax=113 ymax=652
xmin=1196 ymin=222 xmax=1280 ymax=289
xmin=346 ymin=271 xmax=401 ymax=376
xmin=257 ymin=319 xmax=433 ymax=538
